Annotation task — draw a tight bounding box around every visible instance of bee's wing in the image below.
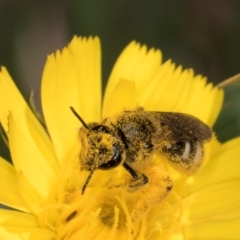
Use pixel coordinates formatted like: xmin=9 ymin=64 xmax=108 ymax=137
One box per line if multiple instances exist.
xmin=149 ymin=112 xmax=212 ymax=174
xmin=153 ymin=112 xmax=212 ymax=142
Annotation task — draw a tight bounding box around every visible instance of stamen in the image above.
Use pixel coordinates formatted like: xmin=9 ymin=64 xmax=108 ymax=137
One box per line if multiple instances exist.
xmin=66 ymin=211 xmax=77 ymax=222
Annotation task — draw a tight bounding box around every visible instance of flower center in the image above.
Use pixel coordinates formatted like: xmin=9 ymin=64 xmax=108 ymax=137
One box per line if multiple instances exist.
xmin=37 ymin=150 xmax=188 ymax=240
xmin=37 ymin=165 xmax=186 ymax=240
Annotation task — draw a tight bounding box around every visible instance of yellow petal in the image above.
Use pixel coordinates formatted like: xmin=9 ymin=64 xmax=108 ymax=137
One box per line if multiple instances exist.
xmin=0 ymin=209 xmax=55 ymax=240
xmin=182 ymin=76 xmax=224 ymax=126
xmin=182 ymin=181 xmax=240 ymax=222
xmin=186 ymin=219 xmax=240 ymax=239
xmin=202 ymin=137 xmax=240 ymax=182
xmin=138 ymin=60 xmax=177 ymax=108
xmin=0 ymin=157 xmax=29 ymax=212
xmin=139 ymin=67 xmax=223 ymax=126
xmin=182 ymin=137 xmax=240 ymax=197
xmin=0 ymin=68 xmax=58 ymax=169
xmin=41 ymin=36 xmax=101 ymax=163
xmin=174 ymin=138 xmax=240 ymax=238
xmin=8 ymin=113 xmax=57 ymax=208
xmin=0 ymin=227 xmax=55 ymax=240
xmin=102 ymin=79 xmax=136 ymax=117
xmin=0 ymin=209 xmax=38 ymax=227
xmin=103 ymin=41 xmax=162 ymax=117
xmin=103 ymin=42 xmax=223 ymax=127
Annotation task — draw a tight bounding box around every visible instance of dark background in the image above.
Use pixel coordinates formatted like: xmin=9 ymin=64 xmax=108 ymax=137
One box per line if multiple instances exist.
xmin=0 ymin=0 xmax=240 ymax=159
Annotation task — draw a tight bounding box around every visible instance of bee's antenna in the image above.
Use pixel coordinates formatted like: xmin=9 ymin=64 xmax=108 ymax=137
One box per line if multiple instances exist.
xmin=70 ymin=106 xmax=90 ymax=130
xmin=82 ymin=170 xmax=95 ymax=194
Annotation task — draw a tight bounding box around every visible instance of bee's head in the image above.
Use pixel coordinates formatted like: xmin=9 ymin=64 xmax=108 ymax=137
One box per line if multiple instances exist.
xmin=79 ymin=123 xmax=125 ymax=171
xmin=70 ymin=107 xmax=125 ymax=194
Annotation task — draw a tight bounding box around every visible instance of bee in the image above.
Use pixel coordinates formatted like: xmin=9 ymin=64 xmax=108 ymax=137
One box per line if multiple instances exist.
xmin=70 ymin=106 xmax=212 ymax=221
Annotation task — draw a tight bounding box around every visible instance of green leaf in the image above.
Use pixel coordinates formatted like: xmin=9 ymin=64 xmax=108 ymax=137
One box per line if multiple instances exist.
xmin=213 ymin=74 xmax=240 ymax=142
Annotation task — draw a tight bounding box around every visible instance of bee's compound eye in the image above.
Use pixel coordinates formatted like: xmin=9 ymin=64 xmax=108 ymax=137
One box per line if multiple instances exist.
xmin=98 ymin=144 xmax=122 ymax=170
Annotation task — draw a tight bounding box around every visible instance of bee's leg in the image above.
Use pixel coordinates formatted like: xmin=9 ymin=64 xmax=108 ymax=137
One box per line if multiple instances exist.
xmin=123 ymin=162 xmax=148 ymax=192
xmin=130 ymin=165 xmax=173 ymax=222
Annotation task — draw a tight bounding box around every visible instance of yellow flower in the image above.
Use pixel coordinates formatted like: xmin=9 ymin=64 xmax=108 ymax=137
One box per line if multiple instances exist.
xmin=0 ymin=36 xmax=240 ymax=240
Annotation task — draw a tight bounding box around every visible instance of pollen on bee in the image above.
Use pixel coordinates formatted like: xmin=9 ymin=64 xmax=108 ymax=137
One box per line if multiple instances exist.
xmin=71 ymin=106 xmax=211 ymax=223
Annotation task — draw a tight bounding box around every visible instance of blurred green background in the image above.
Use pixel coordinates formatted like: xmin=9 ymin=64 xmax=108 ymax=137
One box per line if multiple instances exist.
xmin=0 ymin=0 xmax=240 ymax=159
